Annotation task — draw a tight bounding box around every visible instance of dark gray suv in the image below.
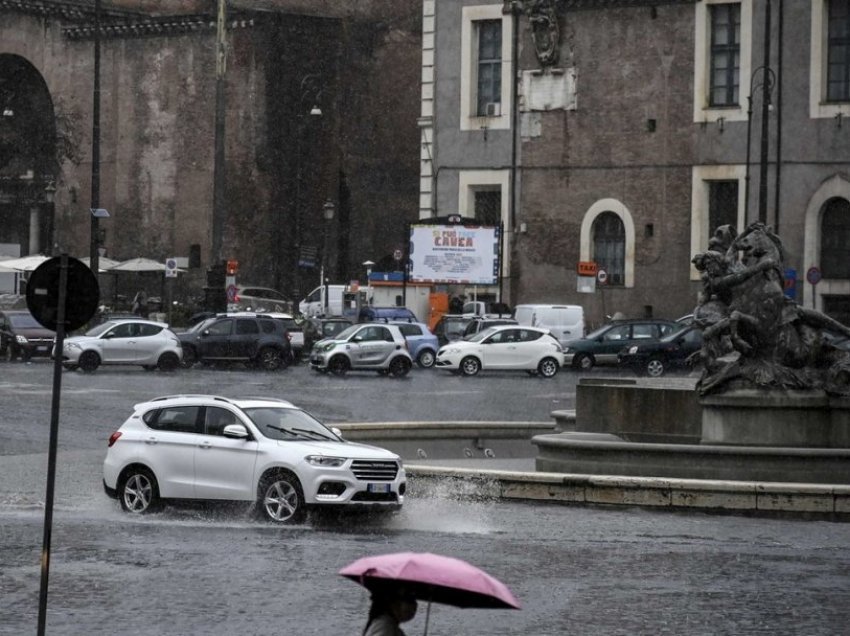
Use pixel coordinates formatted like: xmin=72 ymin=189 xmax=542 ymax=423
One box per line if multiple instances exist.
xmin=178 ymin=313 xmax=292 ymax=370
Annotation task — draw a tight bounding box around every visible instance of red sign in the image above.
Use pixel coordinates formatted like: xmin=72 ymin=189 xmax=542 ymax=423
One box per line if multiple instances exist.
xmin=577 ymin=261 xmax=597 ymax=276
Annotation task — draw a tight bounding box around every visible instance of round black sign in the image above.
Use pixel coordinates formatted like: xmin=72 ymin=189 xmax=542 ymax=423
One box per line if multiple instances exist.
xmin=26 ymin=256 xmax=100 ymax=332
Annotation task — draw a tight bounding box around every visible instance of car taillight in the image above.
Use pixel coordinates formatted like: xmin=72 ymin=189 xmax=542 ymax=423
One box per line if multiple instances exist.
xmin=234 ymin=293 xmax=240 ymax=302
xmin=107 ymin=431 xmax=122 ymax=447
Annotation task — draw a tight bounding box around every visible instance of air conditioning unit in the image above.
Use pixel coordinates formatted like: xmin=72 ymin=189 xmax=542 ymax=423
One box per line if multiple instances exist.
xmin=484 ymin=102 xmax=501 ymax=117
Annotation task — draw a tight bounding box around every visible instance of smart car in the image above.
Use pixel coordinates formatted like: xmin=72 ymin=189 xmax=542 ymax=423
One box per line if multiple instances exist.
xmin=309 ymin=323 xmax=413 ymax=377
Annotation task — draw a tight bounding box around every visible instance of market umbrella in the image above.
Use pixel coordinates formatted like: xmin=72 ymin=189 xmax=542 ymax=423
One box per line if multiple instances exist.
xmin=110 ymin=257 xmax=172 ymax=272
xmin=340 ymin=552 xmax=520 ymax=634
xmin=0 ymin=254 xmax=51 ymax=272
xmin=78 ymin=256 xmax=122 ymax=272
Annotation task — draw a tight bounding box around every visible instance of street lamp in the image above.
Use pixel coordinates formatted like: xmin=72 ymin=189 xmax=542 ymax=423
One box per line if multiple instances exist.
xmin=284 ymin=74 xmax=324 ymax=297
xmin=363 ymin=260 xmax=374 ymax=306
xmin=744 ymin=65 xmax=775 ymax=223
xmin=321 ymin=200 xmax=335 ymax=314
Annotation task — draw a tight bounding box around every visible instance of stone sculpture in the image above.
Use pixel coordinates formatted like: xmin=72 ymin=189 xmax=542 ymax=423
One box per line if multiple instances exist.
xmin=692 ymin=222 xmax=850 ymax=395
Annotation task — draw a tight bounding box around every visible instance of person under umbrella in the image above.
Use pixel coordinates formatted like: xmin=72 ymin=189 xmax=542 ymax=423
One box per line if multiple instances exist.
xmin=362 ymin=587 xmax=418 ymax=636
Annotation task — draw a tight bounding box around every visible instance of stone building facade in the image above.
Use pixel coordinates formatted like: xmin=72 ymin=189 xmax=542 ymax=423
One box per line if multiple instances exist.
xmin=419 ymin=0 xmax=850 ymax=327
xmin=0 ymin=0 xmax=421 ymax=303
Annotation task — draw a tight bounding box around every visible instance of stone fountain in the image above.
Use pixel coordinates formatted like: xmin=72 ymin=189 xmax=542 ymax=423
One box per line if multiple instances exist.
xmin=535 ymin=222 xmax=850 ymax=484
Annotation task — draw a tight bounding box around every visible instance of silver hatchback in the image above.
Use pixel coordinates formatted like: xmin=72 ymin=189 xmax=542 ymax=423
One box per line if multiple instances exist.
xmin=309 ymin=323 xmax=412 ymax=377
xmin=61 ymin=319 xmax=183 ymax=372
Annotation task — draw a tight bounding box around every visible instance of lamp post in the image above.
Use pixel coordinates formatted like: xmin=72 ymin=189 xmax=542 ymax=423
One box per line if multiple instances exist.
xmin=286 ymin=74 xmax=323 ymax=298
xmin=744 ymin=65 xmax=775 ymax=223
xmin=363 ymin=260 xmax=374 ymax=306
xmin=321 ymin=199 xmax=335 ymax=314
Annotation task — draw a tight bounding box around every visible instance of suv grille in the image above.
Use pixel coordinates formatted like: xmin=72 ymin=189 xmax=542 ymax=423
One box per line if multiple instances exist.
xmin=351 ymin=460 xmax=398 ymax=481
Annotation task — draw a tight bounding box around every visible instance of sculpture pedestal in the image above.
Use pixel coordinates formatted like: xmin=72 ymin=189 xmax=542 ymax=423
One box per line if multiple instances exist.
xmin=701 ymin=389 xmax=849 ymax=448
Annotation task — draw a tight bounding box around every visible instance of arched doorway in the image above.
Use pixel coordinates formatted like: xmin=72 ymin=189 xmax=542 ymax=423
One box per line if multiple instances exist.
xmin=0 ymin=53 xmax=57 ymax=257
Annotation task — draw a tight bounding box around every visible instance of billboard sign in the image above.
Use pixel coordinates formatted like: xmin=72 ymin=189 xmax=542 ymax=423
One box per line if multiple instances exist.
xmin=408 ymin=223 xmax=500 ymax=285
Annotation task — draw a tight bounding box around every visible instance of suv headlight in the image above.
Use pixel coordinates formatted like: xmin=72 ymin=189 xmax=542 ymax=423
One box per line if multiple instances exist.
xmin=15 ymin=335 xmax=28 ymax=344
xmin=306 ymin=455 xmax=346 ymax=467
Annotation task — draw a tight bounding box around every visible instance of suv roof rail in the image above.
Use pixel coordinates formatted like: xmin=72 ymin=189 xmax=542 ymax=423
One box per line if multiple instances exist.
xmin=241 ymin=396 xmax=294 ymax=405
xmin=148 ymin=394 xmax=234 ymax=403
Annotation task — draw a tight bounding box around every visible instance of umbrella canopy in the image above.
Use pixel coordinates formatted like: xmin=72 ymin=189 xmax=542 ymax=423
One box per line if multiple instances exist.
xmin=78 ymin=256 xmax=122 ymax=271
xmin=0 ymin=254 xmax=51 ymax=272
xmin=339 ymin=552 xmax=521 ymax=610
xmin=110 ymin=257 xmax=183 ymax=272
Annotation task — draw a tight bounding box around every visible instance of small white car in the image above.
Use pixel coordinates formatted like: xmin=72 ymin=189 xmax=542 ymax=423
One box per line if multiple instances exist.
xmin=103 ymin=395 xmax=406 ymax=523
xmin=61 ymin=319 xmax=183 ymax=372
xmin=309 ymin=323 xmax=413 ymax=376
xmin=435 ymin=325 xmax=564 ymax=377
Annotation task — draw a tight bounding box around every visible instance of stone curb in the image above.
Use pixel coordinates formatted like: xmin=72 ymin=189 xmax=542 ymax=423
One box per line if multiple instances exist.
xmin=406 ymin=464 xmax=850 ymax=519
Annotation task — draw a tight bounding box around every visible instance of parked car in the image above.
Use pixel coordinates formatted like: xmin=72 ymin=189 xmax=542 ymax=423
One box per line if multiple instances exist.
xmin=390 ymin=321 xmax=440 ymax=368
xmin=0 ymin=309 xmax=55 ymax=362
xmin=432 ymin=314 xmax=472 ymax=347
xmin=461 ymin=317 xmax=518 ymax=339
xmin=302 ymin=317 xmax=356 ymax=353
xmin=357 ymin=306 xmax=418 ymax=323
xmin=617 ymin=324 xmax=703 ymax=377
xmin=513 ymin=304 xmax=585 ymax=347
xmin=177 ymin=313 xmax=292 ymax=370
xmin=261 ymin=312 xmax=305 ymax=358
xmin=226 ymin=285 xmax=293 ymax=314
xmin=309 ymin=323 xmax=413 ymax=377
xmin=435 ymin=325 xmax=564 ymax=378
xmin=102 ymin=394 xmax=406 ymax=523
xmin=563 ymin=319 xmax=679 ymax=370
xmin=60 ymin=319 xmax=183 ymax=372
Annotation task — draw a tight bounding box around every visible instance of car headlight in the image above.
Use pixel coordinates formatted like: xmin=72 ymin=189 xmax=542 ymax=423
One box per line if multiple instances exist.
xmin=444 ymin=347 xmax=462 ymax=355
xmin=319 ymin=343 xmax=336 ymax=353
xmin=564 ymin=347 xmax=575 ymax=354
xmin=15 ymin=335 xmax=28 ymax=344
xmin=305 ymin=455 xmax=346 ymax=467
xmin=64 ymin=342 xmax=81 ymax=350
xmin=628 ymin=346 xmax=639 ymax=354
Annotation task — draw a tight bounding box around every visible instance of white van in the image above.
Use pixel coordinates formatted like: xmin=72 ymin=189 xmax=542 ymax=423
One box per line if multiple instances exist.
xmin=299 ymin=285 xmax=347 ymax=318
xmin=513 ymin=304 xmax=585 ymax=346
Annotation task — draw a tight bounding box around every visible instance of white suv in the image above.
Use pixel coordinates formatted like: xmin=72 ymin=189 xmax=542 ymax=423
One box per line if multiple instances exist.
xmin=103 ymin=395 xmax=406 ymax=523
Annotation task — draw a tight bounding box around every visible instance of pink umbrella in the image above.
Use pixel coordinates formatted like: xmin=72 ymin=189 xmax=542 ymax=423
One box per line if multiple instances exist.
xmin=340 ymin=552 xmax=520 ymax=634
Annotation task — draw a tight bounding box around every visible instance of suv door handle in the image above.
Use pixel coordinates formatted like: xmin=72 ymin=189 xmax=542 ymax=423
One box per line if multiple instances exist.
xmin=145 ymin=437 xmax=157 ymax=445
xmin=199 ymin=441 xmax=212 ymax=450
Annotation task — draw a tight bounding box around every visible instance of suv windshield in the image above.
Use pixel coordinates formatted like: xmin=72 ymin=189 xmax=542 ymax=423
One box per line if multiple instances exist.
xmin=243 ymin=407 xmax=339 ymax=441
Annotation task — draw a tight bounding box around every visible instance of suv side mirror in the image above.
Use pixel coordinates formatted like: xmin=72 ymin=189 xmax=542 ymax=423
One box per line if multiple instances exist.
xmin=222 ymin=424 xmax=249 ymax=439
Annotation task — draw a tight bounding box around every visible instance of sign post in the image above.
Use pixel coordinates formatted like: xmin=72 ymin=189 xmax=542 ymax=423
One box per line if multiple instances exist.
xmin=576 ymin=261 xmax=597 ymax=294
xmin=806 ymin=266 xmax=822 ymax=309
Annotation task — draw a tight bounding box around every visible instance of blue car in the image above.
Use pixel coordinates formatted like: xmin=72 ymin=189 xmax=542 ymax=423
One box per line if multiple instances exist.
xmin=389 ymin=321 xmax=439 ymax=368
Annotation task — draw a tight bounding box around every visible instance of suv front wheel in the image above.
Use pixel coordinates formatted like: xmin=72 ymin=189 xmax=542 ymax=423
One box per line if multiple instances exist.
xmin=256 ymin=347 xmax=283 ymax=371
xmin=257 ymin=470 xmax=305 ymax=524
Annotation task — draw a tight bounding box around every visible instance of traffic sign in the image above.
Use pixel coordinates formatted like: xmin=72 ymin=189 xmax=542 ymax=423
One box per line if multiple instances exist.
xmin=27 ymin=256 xmax=99 ymax=332
xmin=165 ymin=257 xmax=178 ymax=278
xmin=596 ymin=269 xmax=608 ymax=285
xmin=226 ymin=284 xmax=238 ymax=303
xmin=806 ymin=266 xmax=822 ymax=286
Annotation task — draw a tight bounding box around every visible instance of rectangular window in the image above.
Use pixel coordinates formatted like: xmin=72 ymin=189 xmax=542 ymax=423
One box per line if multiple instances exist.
xmin=476 ymin=20 xmax=502 ymax=116
xmin=708 ymin=180 xmax=739 ymax=233
xmin=709 ymin=3 xmax=741 ymax=107
xmin=474 ymin=190 xmax=501 ymax=226
xmin=828 ymin=0 xmax=850 ymax=102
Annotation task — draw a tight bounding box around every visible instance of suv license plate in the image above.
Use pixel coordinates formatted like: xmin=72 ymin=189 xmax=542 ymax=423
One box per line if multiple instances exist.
xmin=367 ymin=483 xmax=390 ymax=493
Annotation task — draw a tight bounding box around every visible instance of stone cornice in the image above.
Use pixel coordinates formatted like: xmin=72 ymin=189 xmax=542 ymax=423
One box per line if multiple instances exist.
xmin=504 ymin=0 xmax=696 ymax=12
xmin=0 ymin=0 xmax=260 ymax=40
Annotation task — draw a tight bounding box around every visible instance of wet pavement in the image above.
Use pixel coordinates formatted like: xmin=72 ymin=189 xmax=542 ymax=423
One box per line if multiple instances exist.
xmin=2 ymin=362 xmax=849 ymax=634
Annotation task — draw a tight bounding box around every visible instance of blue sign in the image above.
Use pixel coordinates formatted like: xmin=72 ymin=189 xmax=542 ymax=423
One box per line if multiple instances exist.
xmin=783 ymin=268 xmax=796 ymax=300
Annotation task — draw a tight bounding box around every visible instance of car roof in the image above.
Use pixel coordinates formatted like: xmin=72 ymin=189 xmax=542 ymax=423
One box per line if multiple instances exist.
xmin=136 ymin=394 xmax=297 ymax=411
xmin=102 ymin=318 xmax=169 ymax=327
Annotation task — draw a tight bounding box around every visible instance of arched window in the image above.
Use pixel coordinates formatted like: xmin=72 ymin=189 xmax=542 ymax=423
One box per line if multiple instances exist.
xmin=592 ymin=211 xmax=625 ymax=286
xmin=821 ymin=197 xmax=850 ymax=279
